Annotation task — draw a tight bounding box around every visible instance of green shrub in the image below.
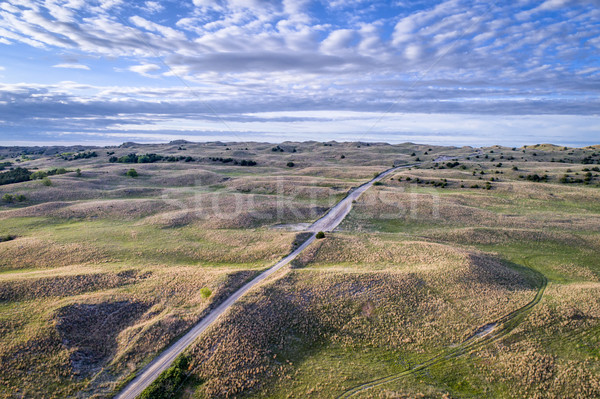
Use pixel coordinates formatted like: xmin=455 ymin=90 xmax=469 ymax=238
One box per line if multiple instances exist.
xmin=138 ymin=355 xmax=190 ymax=399
xmin=0 ymin=167 xmax=32 ymax=185
xmin=525 ymin=174 xmax=548 ymax=182
xmin=31 ymin=168 xmax=69 ymax=180
xmin=76 ymin=168 xmax=81 ymax=177
xmin=2 ymin=193 xmax=14 ymax=203
xmin=30 ymin=171 xmax=48 ymax=180
xmin=41 ymin=177 xmax=52 ymax=186
xmin=16 ymin=194 xmax=26 ymax=202
xmin=373 ymin=181 xmax=383 ymax=186
xmin=200 ymin=287 xmax=212 ymax=299
xmin=286 ymin=162 xmax=295 ymax=167
xmin=316 ymin=231 xmax=325 ymax=239
xmin=126 ymin=169 xmax=138 ymax=178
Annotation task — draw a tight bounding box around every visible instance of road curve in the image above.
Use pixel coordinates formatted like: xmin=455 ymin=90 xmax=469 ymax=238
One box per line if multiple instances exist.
xmin=114 ymin=164 xmax=413 ymax=399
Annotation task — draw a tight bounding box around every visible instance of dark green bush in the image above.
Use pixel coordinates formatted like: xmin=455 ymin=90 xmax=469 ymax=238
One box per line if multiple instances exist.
xmin=0 ymin=235 xmax=16 ymax=242
xmin=0 ymin=167 xmax=31 ymax=185
xmin=126 ymin=169 xmax=138 ymax=178
xmin=138 ymin=355 xmax=190 ymax=399
xmin=316 ymin=231 xmax=325 ymax=239
xmin=525 ymin=174 xmax=548 ymax=182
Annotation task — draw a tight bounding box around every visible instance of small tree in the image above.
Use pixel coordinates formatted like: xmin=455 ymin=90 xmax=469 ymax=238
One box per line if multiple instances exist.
xmin=316 ymin=231 xmax=325 ymax=239
xmin=76 ymin=168 xmax=82 ymax=177
xmin=126 ymin=168 xmax=138 ymax=178
xmin=2 ymin=193 xmax=14 ymax=203
xmin=200 ymin=287 xmax=212 ymax=299
xmin=42 ymin=177 xmax=52 ymax=186
xmin=16 ymin=194 xmax=26 ymax=202
xmin=287 ymin=161 xmax=295 ymax=167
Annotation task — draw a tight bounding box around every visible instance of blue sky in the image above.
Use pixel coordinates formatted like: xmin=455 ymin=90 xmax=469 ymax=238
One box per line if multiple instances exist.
xmin=0 ymin=0 xmax=598 ymax=146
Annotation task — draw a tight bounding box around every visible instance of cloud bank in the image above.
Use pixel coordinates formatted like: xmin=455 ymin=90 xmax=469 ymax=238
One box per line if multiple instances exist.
xmin=0 ymin=0 xmax=598 ymax=145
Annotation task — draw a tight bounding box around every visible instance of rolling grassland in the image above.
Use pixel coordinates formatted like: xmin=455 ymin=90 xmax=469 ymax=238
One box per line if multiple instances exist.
xmin=0 ymin=142 xmax=599 ymax=398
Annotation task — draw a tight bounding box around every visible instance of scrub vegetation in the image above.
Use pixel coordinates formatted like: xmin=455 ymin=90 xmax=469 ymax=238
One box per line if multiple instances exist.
xmin=0 ymin=142 xmax=598 ymax=398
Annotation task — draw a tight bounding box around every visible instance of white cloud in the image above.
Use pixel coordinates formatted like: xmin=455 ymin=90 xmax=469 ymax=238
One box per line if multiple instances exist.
xmin=321 ymin=29 xmax=356 ymax=53
xmin=53 ymin=63 xmax=90 ymax=70
xmin=392 ymin=18 xmax=417 ymax=45
xmin=143 ymin=1 xmax=163 ymax=14
xmin=129 ymin=63 xmax=161 ymax=77
xmin=404 ymin=44 xmax=422 ymax=61
xmin=129 ymin=15 xmax=186 ymax=40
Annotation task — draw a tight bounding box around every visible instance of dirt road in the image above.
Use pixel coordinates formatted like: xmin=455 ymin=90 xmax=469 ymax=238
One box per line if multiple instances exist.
xmin=114 ymin=164 xmax=412 ymax=399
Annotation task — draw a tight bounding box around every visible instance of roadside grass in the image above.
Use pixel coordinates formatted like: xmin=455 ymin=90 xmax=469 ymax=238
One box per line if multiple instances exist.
xmin=181 ymin=232 xmax=535 ymax=398
xmin=0 ymin=265 xmax=261 ymax=397
xmin=0 ymin=217 xmax=297 ymax=271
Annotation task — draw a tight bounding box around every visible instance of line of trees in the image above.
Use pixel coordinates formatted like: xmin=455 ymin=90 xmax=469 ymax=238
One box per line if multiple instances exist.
xmin=60 ymin=151 xmax=98 ymax=161
xmin=0 ymin=167 xmax=70 ymax=186
xmin=109 ymin=153 xmax=195 ymax=163
xmin=209 ymin=157 xmax=257 ymax=166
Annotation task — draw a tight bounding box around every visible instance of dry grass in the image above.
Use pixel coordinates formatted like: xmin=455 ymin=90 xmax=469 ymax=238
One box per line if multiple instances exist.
xmin=343 ymin=183 xmax=600 ymax=233
xmin=0 ymin=199 xmax=174 ymax=220
xmin=0 ymin=270 xmax=149 ymax=302
xmin=0 ymin=236 xmax=113 ymax=271
xmin=2 ymin=141 xmax=598 ymax=398
xmin=470 ymin=282 xmax=600 ymax=398
xmin=0 ymin=266 xmax=259 ymax=398
xmin=185 ymin=233 xmax=534 ymax=398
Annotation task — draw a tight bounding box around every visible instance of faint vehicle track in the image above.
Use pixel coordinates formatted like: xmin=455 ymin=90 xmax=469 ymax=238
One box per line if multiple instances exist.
xmin=338 ymin=260 xmax=548 ymax=398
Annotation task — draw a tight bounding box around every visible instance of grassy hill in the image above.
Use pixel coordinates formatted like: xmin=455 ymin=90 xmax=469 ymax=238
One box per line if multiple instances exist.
xmin=0 ymin=141 xmax=598 ymax=398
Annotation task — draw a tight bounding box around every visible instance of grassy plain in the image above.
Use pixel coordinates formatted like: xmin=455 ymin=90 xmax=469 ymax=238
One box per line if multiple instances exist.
xmin=176 ymin=145 xmax=600 ymax=399
xmin=0 ymin=141 xmax=422 ymax=397
xmin=1 ymin=142 xmax=599 ymax=398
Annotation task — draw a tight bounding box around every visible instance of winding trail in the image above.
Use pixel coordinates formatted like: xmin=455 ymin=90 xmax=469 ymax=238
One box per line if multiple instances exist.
xmin=115 ymin=163 xmax=413 ymax=399
xmin=338 ymin=265 xmax=548 ymax=398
